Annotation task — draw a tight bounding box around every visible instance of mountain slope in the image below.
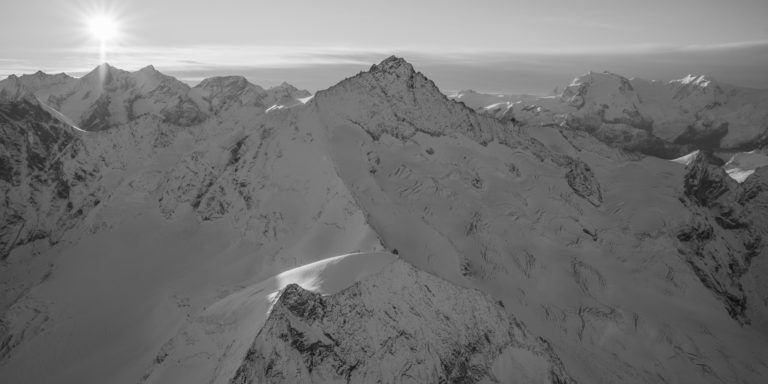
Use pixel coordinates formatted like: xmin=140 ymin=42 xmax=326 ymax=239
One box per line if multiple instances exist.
xmin=1 ymin=57 xmax=767 ymax=384
xmin=232 ymin=257 xmax=572 ymax=384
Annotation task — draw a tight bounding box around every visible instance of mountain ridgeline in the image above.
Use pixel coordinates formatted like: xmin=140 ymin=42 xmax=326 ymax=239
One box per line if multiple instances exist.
xmin=457 ymin=71 xmax=768 ymax=158
xmin=1 ymin=57 xmax=767 ymax=384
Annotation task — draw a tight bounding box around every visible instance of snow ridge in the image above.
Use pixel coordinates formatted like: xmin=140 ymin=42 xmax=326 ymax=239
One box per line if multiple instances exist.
xmin=231 ymin=259 xmax=572 ymax=384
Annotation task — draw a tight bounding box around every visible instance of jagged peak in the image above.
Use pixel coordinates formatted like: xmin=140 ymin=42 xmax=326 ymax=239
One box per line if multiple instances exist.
xmin=0 ymin=75 xmax=37 ymax=103
xmin=369 ymin=55 xmax=415 ymax=76
xmin=265 ymin=82 xmax=311 ymax=101
xmin=271 ymin=283 xmax=325 ymax=318
xmin=20 ymin=70 xmax=72 ymax=80
xmin=688 ymin=149 xmax=726 ymax=168
xmin=684 ymin=150 xmax=737 ymax=206
xmin=268 ymin=81 xmax=303 ymax=92
xmin=81 ymin=62 xmax=128 ymax=83
xmin=77 ymin=63 xmax=191 ymax=94
xmin=137 ymin=64 xmax=159 ymax=74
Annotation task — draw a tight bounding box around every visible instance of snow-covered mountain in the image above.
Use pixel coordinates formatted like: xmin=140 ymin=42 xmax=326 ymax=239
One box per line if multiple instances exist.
xmin=468 ymin=71 xmax=768 ymax=158
xmin=1 ymin=57 xmax=767 ymax=384
xmin=191 ymin=76 xmax=311 ymax=115
xmin=450 ymin=89 xmax=540 ymax=110
xmin=0 ymin=65 xmax=311 ymax=131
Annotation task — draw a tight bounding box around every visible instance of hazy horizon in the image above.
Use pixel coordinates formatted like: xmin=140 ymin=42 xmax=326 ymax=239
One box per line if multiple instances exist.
xmin=2 ymin=0 xmax=768 ymax=94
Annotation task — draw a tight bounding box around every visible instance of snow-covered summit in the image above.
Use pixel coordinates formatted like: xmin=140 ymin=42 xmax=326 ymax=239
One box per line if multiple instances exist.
xmin=314 ymin=56 xmax=511 ymax=145
xmin=472 ymin=70 xmax=768 ymax=155
xmin=561 ymin=71 xmax=642 ymax=111
xmin=672 ymin=74 xmax=717 ymax=88
xmin=369 ymin=55 xmax=415 ymax=76
xmin=192 ymin=76 xmax=268 ymax=113
xmin=0 ymin=75 xmax=37 ymax=103
xmin=263 ymin=82 xmax=311 ymax=109
xmin=14 ymin=71 xmax=74 ymax=93
xmin=28 ymin=63 xmax=206 ymax=130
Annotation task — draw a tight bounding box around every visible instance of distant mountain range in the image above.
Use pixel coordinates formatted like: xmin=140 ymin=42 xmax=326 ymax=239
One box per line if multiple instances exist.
xmin=0 ymin=64 xmax=311 ymax=131
xmin=454 ymin=71 xmax=768 ymax=158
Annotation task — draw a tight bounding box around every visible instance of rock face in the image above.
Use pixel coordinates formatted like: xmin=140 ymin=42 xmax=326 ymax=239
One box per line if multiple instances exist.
xmin=677 ymin=152 xmax=767 ymax=323
xmin=0 ymin=96 xmax=100 ymax=260
xmin=564 ymin=158 xmax=603 ymax=207
xmin=231 ymin=260 xmax=572 ymax=384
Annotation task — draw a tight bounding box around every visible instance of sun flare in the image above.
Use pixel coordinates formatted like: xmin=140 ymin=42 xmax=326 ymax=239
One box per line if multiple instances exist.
xmin=87 ymin=14 xmax=120 ymax=43
xmin=81 ymin=10 xmax=123 ymax=65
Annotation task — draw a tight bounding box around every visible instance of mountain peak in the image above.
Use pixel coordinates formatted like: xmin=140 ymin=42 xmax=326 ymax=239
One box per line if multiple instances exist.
xmin=571 ymin=70 xmax=630 ymax=86
xmin=0 ymin=75 xmax=37 ymax=103
xmin=370 ymin=55 xmax=415 ymax=76
xmin=81 ymin=62 xmax=128 ymax=83
xmin=138 ymin=64 xmax=158 ymax=73
xmin=196 ymin=75 xmax=257 ymax=91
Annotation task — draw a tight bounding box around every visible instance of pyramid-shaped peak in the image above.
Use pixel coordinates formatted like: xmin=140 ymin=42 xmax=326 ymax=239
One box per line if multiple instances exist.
xmin=270 ymin=81 xmax=301 ymax=91
xmin=138 ymin=65 xmax=158 ymax=73
xmin=0 ymin=75 xmax=37 ymax=103
xmin=95 ymin=62 xmax=121 ymax=72
xmin=370 ymin=56 xmax=415 ymax=76
xmin=82 ymin=62 xmax=128 ymax=82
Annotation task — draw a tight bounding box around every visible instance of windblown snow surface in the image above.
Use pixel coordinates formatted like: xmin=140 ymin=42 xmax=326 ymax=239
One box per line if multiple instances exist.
xmin=1 ymin=57 xmax=767 ymax=384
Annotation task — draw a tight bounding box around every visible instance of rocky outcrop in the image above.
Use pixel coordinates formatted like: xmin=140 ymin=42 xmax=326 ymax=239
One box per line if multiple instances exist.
xmin=677 ymin=152 xmax=766 ymax=323
xmin=231 ymin=260 xmax=573 ymax=384
xmin=564 ymin=158 xmax=603 ymax=207
xmin=0 ymin=97 xmax=100 ymax=260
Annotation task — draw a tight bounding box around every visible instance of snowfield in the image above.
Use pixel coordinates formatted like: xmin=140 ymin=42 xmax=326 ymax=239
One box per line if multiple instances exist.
xmin=1 ymin=57 xmax=767 ymax=383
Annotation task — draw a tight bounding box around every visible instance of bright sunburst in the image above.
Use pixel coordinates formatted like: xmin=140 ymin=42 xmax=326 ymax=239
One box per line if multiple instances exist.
xmin=87 ymin=14 xmax=120 ymax=43
xmin=80 ymin=6 xmax=124 ymax=65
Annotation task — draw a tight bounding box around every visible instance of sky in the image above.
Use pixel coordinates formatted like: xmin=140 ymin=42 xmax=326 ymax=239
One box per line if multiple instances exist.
xmin=1 ymin=0 xmax=767 ymax=94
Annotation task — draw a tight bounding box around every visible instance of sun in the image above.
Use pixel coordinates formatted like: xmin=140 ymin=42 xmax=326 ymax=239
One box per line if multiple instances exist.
xmin=87 ymin=14 xmax=120 ymax=43
xmin=81 ymin=10 xmax=123 ymax=64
